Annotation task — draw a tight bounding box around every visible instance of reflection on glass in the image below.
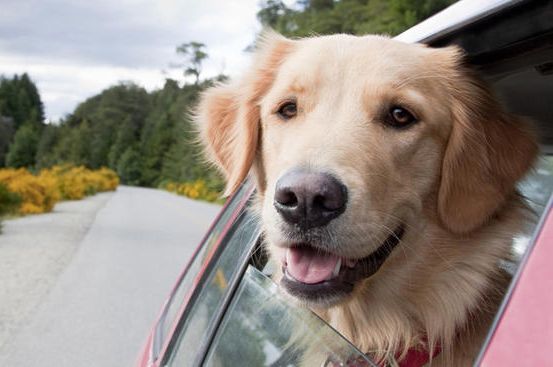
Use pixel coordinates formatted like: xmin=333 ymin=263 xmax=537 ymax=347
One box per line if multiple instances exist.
xmin=205 ymin=266 xmax=376 ymax=367
xmin=513 ymin=155 xmax=553 ymax=259
xmin=158 ymin=185 xmax=246 ymax=352
xmin=166 ymin=208 xmax=260 ymax=366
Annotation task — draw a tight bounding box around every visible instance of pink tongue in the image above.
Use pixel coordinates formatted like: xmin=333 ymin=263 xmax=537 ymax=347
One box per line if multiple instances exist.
xmin=286 ymin=247 xmax=339 ymax=284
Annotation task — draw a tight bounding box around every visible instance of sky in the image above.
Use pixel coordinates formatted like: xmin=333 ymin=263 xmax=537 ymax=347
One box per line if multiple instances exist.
xmin=0 ymin=0 xmax=285 ymax=121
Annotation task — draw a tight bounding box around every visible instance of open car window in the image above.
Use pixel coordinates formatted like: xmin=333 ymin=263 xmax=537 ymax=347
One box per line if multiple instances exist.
xmin=204 ymin=266 xmax=375 ymax=367
xmin=163 ymin=199 xmax=260 ymax=366
xmin=154 ymin=183 xmax=252 ymax=361
xmin=159 ymin=155 xmax=553 ymax=367
xmin=512 ymin=155 xmax=553 ymax=262
xmin=161 ymin=183 xmax=376 ymax=367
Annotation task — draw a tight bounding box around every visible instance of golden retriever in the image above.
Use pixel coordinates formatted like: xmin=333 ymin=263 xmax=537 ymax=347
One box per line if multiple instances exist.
xmin=196 ymin=32 xmax=538 ymax=366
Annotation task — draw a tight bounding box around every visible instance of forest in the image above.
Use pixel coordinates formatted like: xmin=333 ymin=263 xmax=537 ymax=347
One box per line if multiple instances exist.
xmin=0 ymin=0 xmax=456 ymax=199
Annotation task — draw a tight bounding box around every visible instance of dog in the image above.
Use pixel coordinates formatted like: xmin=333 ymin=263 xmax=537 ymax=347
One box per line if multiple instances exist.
xmin=196 ymin=32 xmax=538 ymax=366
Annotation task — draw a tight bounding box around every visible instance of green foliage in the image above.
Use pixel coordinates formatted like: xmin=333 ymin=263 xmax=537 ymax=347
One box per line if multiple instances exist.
xmin=0 ymin=74 xmax=45 ymax=168
xmin=5 ymin=122 xmax=41 ymax=168
xmin=108 ymin=117 xmax=136 ymax=168
xmin=173 ymin=41 xmax=208 ymax=84
xmin=116 ymin=146 xmax=143 ymax=186
xmin=0 ymin=73 xmax=44 ymax=130
xmin=29 ymin=78 xmax=221 ymax=190
xmin=0 ymin=182 xmax=21 ymax=216
xmin=35 ymin=124 xmax=61 ymax=169
xmin=0 ymin=116 xmax=15 ymax=167
xmin=257 ymin=0 xmax=457 ymax=37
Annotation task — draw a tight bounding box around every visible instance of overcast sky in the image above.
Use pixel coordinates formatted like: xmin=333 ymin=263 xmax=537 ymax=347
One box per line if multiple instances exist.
xmin=0 ymin=0 xmax=285 ymax=121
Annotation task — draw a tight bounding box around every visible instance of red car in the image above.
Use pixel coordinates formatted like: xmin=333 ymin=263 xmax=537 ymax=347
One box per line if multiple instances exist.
xmin=137 ymin=1 xmax=553 ymax=366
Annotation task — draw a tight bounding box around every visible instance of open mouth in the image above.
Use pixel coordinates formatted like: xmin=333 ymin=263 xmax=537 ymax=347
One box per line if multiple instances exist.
xmin=281 ymin=226 xmax=405 ymax=304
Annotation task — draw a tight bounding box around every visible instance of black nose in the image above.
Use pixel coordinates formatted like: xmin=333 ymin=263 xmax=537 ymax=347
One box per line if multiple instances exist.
xmin=274 ymin=169 xmax=348 ymax=229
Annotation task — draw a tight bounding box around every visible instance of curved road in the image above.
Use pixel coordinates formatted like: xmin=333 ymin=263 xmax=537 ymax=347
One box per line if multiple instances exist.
xmin=0 ymin=186 xmax=220 ymax=367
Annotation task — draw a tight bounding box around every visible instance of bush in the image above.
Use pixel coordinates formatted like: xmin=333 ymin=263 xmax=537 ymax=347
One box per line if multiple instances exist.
xmin=40 ymin=165 xmax=119 ymax=200
xmin=0 ymin=182 xmax=21 ymax=216
xmin=163 ymin=179 xmax=222 ymax=203
xmin=0 ymin=165 xmax=119 ymax=215
xmin=0 ymin=168 xmax=58 ymax=214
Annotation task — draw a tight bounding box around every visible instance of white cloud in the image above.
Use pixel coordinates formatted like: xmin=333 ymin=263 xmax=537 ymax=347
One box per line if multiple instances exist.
xmin=0 ymin=0 xmax=263 ymax=121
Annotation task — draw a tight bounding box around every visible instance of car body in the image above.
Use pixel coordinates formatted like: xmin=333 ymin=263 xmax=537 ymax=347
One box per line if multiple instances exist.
xmin=137 ymin=1 xmax=553 ymax=366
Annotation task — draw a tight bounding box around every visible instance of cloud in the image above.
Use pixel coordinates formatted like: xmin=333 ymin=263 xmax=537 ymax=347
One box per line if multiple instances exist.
xmin=0 ymin=0 xmax=262 ymax=120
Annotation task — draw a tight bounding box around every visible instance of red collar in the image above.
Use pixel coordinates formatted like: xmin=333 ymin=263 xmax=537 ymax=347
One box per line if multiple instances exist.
xmin=397 ymin=344 xmax=441 ymax=367
xmin=371 ymin=342 xmax=440 ymax=367
xmin=325 ymin=342 xmax=440 ymax=366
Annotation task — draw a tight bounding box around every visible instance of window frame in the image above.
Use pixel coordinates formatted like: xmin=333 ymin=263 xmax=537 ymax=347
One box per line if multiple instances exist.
xmin=154 ymin=182 xmax=255 ymax=365
xmin=476 ymin=190 xmax=553 ymax=363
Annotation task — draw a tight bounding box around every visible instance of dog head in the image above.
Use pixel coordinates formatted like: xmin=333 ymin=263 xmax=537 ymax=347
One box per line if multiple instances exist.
xmin=197 ymin=32 xmax=537 ymax=307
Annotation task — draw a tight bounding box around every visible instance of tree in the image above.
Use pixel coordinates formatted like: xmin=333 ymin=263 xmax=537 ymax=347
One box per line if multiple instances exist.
xmin=257 ymin=0 xmax=289 ymax=28
xmin=18 ymin=73 xmax=45 ymax=123
xmin=256 ymin=0 xmax=457 ymax=37
xmin=108 ymin=117 xmax=137 ymax=168
xmin=35 ymin=123 xmax=61 ymax=169
xmin=0 ymin=116 xmax=15 ymax=167
xmin=0 ymin=73 xmax=44 ymax=129
xmin=173 ymin=42 xmax=208 ymax=84
xmin=0 ymin=73 xmax=44 ymax=168
xmin=5 ymin=122 xmax=40 ymax=168
xmin=66 ymin=120 xmax=92 ymax=166
xmin=116 ymin=146 xmax=143 ymax=186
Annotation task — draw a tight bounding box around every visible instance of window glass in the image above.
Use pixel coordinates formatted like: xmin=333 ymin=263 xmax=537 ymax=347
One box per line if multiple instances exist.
xmin=157 ymin=183 xmax=250 ymax=358
xmin=512 ymin=155 xmax=553 ymax=260
xmin=204 ymin=266 xmax=375 ymax=367
xmin=160 ymin=156 xmax=553 ymax=365
xmin=164 ymin=206 xmax=260 ymax=366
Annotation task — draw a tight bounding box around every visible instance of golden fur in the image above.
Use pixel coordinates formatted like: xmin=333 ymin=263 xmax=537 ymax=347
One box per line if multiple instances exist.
xmin=196 ymin=32 xmax=538 ymax=366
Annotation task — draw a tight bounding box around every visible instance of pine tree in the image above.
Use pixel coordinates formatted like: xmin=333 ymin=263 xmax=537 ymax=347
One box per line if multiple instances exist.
xmin=5 ymin=122 xmax=40 ymax=168
xmin=0 ymin=116 xmax=15 ymax=167
xmin=35 ymin=123 xmax=61 ymax=169
xmin=116 ymin=146 xmax=143 ymax=186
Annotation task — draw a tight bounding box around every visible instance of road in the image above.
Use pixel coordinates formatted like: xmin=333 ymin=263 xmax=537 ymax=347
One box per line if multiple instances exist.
xmin=0 ymin=186 xmax=220 ymax=367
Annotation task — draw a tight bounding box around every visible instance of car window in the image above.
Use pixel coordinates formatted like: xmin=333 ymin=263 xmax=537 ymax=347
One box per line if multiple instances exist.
xmin=163 ymin=200 xmax=261 ymax=366
xmin=156 ymin=183 xmax=251 ymax=359
xmin=204 ymin=266 xmax=375 ymax=367
xmin=512 ymin=155 xmax=553 ymax=260
xmin=518 ymin=156 xmax=553 ymax=214
xmin=160 ymin=156 xmax=553 ymax=366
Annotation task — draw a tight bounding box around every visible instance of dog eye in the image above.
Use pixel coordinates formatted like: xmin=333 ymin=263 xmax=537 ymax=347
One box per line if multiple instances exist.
xmin=277 ymin=101 xmax=297 ymax=120
xmin=386 ymin=106 xmax=417 ymax=128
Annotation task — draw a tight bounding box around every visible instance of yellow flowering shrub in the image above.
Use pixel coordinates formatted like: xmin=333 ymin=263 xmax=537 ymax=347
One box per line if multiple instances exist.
xmin=164 ymin=179 xmax=221 ymax=203
xmin=0 ymin=168 xmax=59 ymax=214
xmin=42 ymin=165 xmax=120 ymax=200
xmin=96 ymin=167 xmax=119 ymax=191
xmin=0 ymin=165 xmax=119 ymax=215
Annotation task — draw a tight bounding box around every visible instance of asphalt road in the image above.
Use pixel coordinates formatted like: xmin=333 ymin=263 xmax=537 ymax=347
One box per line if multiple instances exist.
xmin=0 ymin=186 xmax=220 ymax=367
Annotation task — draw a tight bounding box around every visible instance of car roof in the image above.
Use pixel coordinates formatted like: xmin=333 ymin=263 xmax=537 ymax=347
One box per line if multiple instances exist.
xmin=396 ymin=0 xmax=553 ymax=150
xmin=395 ymin=0 xmax=525 ymax=44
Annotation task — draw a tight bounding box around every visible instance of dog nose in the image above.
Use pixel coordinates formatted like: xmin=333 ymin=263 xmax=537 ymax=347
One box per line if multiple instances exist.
xmin=274 ymin=169 xmax=347 ymax=229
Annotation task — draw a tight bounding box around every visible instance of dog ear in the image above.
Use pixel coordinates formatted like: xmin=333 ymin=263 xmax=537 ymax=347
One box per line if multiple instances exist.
xmin=196 ymin=31 xmax=293 ymax=196
xmin=437 ymin=48 xmax=538 ymax=234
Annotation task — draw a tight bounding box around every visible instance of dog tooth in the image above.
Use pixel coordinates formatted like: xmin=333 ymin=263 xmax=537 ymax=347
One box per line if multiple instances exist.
xmin=332 ymin=258 xmax=342 ymax=278
xmin=284 ymin=248 xmax=289 ymax=266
